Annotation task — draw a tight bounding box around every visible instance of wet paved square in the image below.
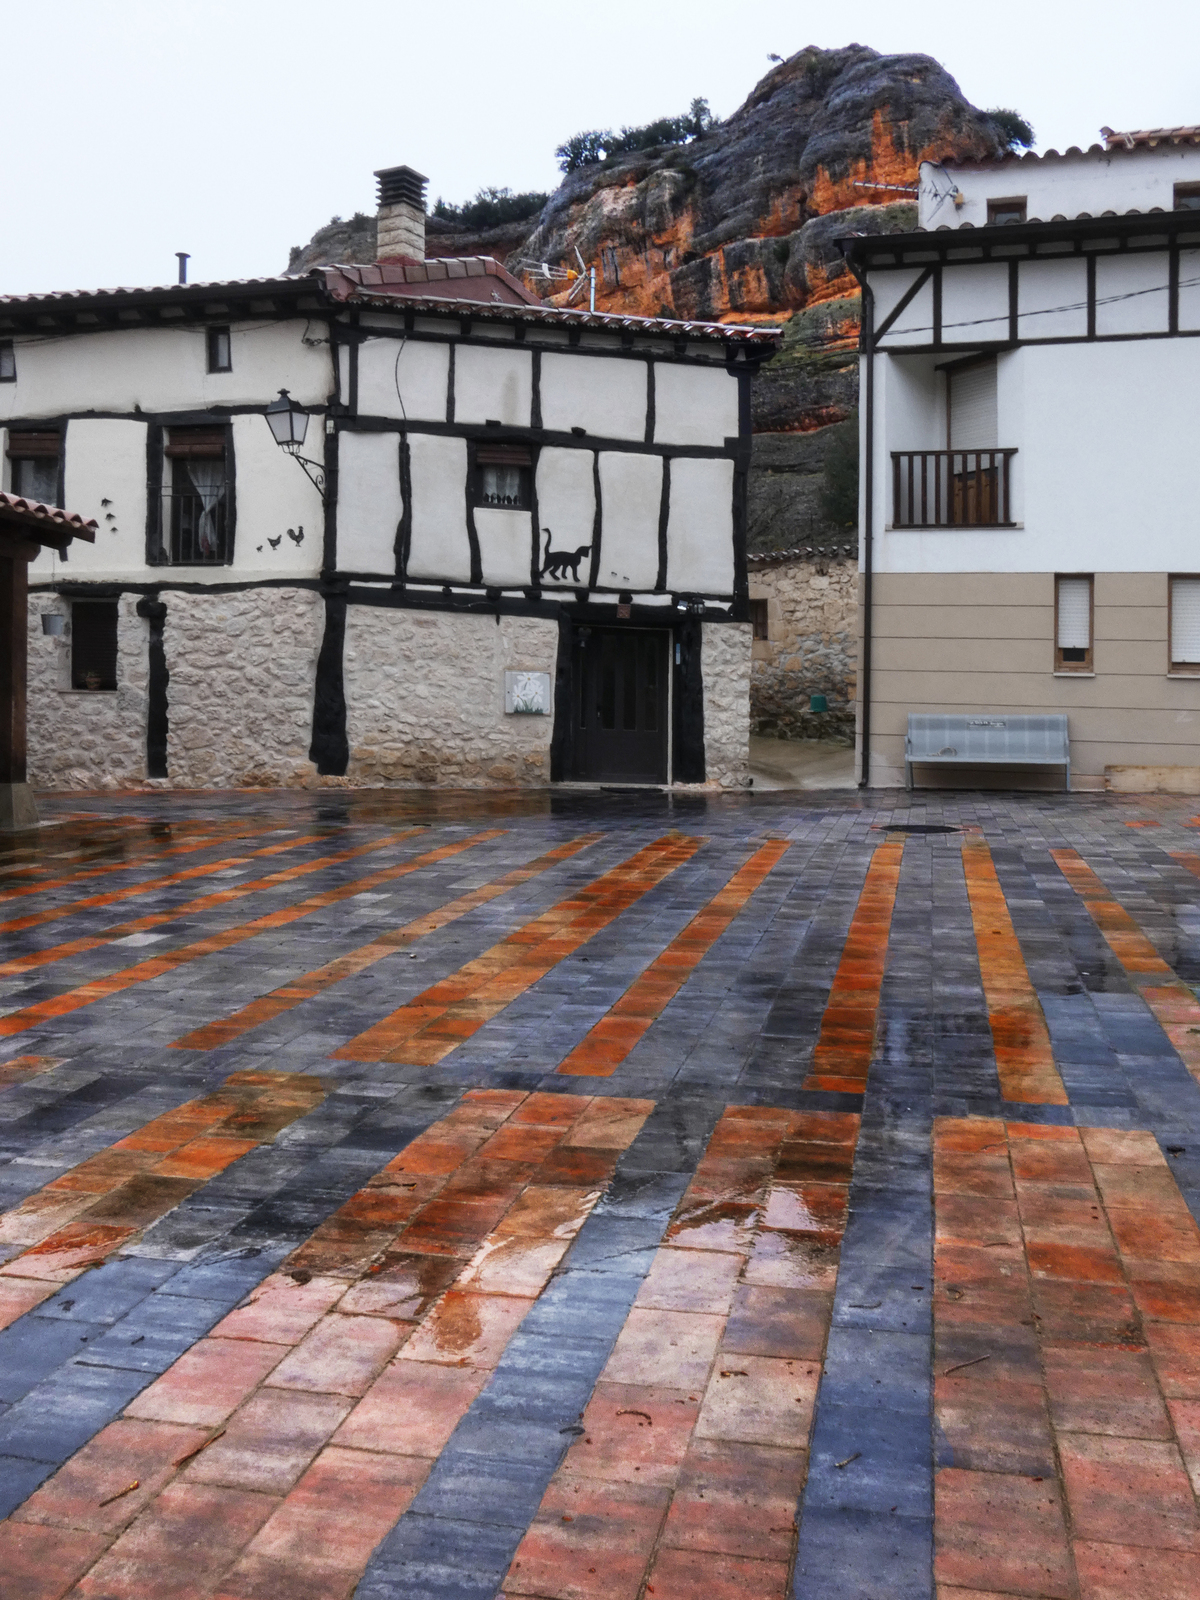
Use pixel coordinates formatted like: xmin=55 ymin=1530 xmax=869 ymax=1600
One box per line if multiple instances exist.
xmin=3 ymin=784 xmax=1200 ymax=1598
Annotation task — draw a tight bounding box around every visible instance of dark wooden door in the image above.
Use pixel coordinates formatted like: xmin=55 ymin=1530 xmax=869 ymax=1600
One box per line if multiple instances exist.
xmin=573 ymin=626 xmax=669 ymax=783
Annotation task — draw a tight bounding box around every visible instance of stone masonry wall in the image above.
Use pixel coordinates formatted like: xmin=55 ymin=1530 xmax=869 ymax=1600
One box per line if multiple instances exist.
xmin=344 ymin=608 xmax=559 ymax=787
xmin=26 ymin=592 xmax=150 ymax=789
xmin=749 ymin=553 xmax=856 ymax=743
xmin=163 ymin=588 xmax=324 ymax=788
xmin=700 ymin=621 xmax=752 ymax=789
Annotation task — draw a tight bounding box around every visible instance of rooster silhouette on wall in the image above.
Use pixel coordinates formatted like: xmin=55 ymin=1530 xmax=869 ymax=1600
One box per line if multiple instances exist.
xmin=540 ymin=527 xmax=592 ymax=582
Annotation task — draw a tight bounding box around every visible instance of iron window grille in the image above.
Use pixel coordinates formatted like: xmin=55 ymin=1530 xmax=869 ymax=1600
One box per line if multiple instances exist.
xmin=161 ymin=427 xmax=231 ymax=565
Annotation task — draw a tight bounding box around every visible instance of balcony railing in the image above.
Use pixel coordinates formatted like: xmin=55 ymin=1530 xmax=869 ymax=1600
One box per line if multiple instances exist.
xmin=162 ymin=487 xmax=229 ymax=565
xmin=892 ymin=450 xmax=1016 ymax=529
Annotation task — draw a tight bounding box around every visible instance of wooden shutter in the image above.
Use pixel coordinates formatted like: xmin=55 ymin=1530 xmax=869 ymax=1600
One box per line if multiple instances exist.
xmin=1172 ymin=577 xmax=1200 ymax=666
xmin=948 ymin=360 xmax=998 ymax=449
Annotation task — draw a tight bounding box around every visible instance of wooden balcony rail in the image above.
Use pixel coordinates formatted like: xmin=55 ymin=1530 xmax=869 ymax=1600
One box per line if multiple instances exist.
xmin=891 ymin=450 xmax=1016 ymax=529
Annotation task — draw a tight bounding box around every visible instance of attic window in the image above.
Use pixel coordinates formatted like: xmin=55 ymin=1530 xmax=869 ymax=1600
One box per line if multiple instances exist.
xmin=207 ymin=326 xmax=232 ymax=373
xmin=1174 ymin=184 xmax=1200 ymax=212
xmin=475 ymin=443 xmax=533 ymax=511
xmin=0 ymin=341 xmax=14 ymax=382
xmin=987 ymin=198 xmax=1027 ymax=226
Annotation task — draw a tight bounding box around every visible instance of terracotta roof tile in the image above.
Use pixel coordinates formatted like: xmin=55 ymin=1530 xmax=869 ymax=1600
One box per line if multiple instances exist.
xmin=0 ymin=491 xmax=97 ymax=541
xmin=1102 ymin=125 xmax=1200 ymax=150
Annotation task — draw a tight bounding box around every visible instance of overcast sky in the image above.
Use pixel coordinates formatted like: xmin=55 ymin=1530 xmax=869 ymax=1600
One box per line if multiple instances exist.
xmin=2 ymin=0 xmax=1196 ymax=295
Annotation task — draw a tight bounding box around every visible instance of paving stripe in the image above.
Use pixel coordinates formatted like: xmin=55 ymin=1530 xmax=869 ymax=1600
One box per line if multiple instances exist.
xmin=170 ymin=831 xmax=605 ymax=1053
xmin=931 ymin=1117 xmax=1200 ymax=1598
xmin=499 ymin=1105 xmax=857 ymax=1600
xmin=332 ymin=831 xmax=704 ymax=1066
xmin=0 ymin=1090 xmax=653 ymax=1600
xmin=0 ymin=1055 xmax=64 ymax=1092
xmin=0 ymin=1071 xmax=328 ymax=1327
xmin=0 ymin=820 xmax=283 ymax=903
xmin=802 ymin=836 xmax=906 ymax=1093
xmin=0 ymin=829 xmax=502 ymax=1041
xmin=962 ymin=837 xmax=1068 ymax=1106
xmin=0 ymin=828 xmax=422 ymax=980
xmin=557 ymin=837 xmax=791 ymax=1078
xmin=0 ymin=829 xmax=328 ymax=945
xmin=1053 ymin=848 xmax=1200 ymax=1087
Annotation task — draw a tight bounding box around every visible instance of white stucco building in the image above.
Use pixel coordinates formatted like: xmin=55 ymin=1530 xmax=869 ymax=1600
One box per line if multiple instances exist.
xmin=843 ymin=125 xmax=1200 ymax=790
xmin=2 ymin=166 xmax=778 ymax=791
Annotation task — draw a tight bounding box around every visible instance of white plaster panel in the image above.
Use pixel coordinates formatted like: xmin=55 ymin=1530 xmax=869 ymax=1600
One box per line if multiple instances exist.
xmin=1096 ymin=251 xmax=1170 ymax=336
xmin=0 ymin=320 xmax=328 ymax=423
xmin=60 ymin=419 xmax=147 ymax=577
xmin=666 ymin=458 xmax=735 ymax=595
xmin=407 ymin=433 xmax=470 ymax=581
xmin=476 ymin=507 xmax=534 ymax=586
xmin=874 ymin=268 xmax=934 ymax=347
xmin=228 ymin=415 xmax=322 ymax=578
xmin=453 ymin=345 xmax=532 ymax=427
xmin=1180 ymin=250 xmax=1200 ymax=332
xmin=653 ymin=362 xmax=738 ymax=446
xmin=1017 ymin=257 xmax=1088 ymax=340
xmin=536 ymin=448 xmax=595 ymax=584
xmin=942 ymin=263 xmax=1009 ymax=342
xmin=920 ymin=147 xmax=1200 ymax=231
xmin=597 ymin=452 xmax=661 ymax=590
xmin=336 ymin=431 xmax=403 ymax=574
xmin=357 ymin=337 xmax=449 ymax=421
xmin=540 ymin=352 xmax=646 ymax=441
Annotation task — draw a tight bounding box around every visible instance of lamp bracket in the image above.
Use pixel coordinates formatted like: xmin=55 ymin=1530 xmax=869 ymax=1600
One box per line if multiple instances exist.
xmin=282 ymin=444 xmax=326 ymax=501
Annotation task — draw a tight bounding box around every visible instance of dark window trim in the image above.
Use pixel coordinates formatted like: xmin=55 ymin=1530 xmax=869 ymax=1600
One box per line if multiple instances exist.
xmin=1173 ymin=183 xmax=1200 ymax=212
xmin=472 ymin=441 xmax=536 ymax=512
xmin=206 ymin=325 xmax=232 ymax=373
xmin=0 ymin=340 xmax=15 ymax=382
xmin=70 ymin=598 xmax=119 ymax=691
xmin=152 ymin=422 xmax=236 ymax=567
xmin=987 ymin=197 xmax=1028 ymax=226
xmin=1055 ymin=572 xmax=1094 ymax=673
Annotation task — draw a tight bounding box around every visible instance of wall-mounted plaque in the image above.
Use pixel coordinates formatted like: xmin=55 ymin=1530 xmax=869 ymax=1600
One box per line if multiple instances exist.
xmin=504 ymin=670 xmax=552 ymax=715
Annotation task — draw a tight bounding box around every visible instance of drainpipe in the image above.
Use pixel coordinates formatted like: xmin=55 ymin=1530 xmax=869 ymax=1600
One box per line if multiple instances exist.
xmin=844 ymin=248 xmax=874 ymax=789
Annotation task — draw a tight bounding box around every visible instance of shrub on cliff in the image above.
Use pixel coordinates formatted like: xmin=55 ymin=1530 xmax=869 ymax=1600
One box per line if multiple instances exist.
xmin=987 ymin=109 xmax=1035 ymax=151
xmin=819 ymin=414 xmax=859 ymax=530
xmin=556 ymin=99 xmax=716 ymax=173
xmin=432 ymin=187 xmax=549 ymax=230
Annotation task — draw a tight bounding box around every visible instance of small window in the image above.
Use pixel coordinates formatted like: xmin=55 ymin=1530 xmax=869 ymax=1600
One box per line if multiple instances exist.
xmin=987 ymin=197 xmax=1027 ymax=226
xmin=749 ymin=598 xmax=769 ymax=640
xmin=163 ymin=426 xmax=229 ymax=564
xmin=206 ymin=325 xmax=232 ymax=373
xmin=6 ymin=430 xmax=60 ymax=507
xmin=1170 ymin=576 xmax=1200 ymax=671
xmin=1174 ymin=184 xmax=1200 ymax=212
xmin=71 ymin=601 xmax=119 ymax=691
xmin=1056 ymin=574 xmax=1093 ymax=672
xmin=0 ymin=341 xmax=14 ymax=382
xmin=474 ymin=443 xmax=532 ymax=510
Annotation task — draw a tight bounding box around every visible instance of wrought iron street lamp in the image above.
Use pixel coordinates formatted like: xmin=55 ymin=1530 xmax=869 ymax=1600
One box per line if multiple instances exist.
xmin=264 ymin=390 xmax=325 ymax=499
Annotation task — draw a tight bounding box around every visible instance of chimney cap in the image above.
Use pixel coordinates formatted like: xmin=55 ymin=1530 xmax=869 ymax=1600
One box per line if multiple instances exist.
xmin=375 ymin=165 xmax=428 ymax=211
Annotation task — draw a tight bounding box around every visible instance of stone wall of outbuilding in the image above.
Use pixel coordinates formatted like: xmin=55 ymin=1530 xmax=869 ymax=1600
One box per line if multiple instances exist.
xmin=748 ymin=552 xmax=857 ymax=743
xmin=699 ymin=621 xmax=753 ymax=788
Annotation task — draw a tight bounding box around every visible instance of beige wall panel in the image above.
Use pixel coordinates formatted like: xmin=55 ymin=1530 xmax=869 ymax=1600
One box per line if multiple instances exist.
xmin=1094 ymin=572 xmax=1166 ymax=608
xmin=872 ymin=638 xmax=1051 ymax=675
xmin=1094 ymin=605 xmax=1168 ymax=642
xmin=1092 ymin=641 xmax=1172 ymax=677
xmin=872 ymin=572 xmax=1053 ymax=608
xmin=873 ymin=604 xmax=1053 ymax=641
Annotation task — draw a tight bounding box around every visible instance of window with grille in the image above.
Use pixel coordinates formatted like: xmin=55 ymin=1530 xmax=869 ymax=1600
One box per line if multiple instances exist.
xmin=1171 ymin=576 xmax=1200 ymax=671
xmin=473 ymin=443 xmax=532 ymax=510
xmin=71 ymin=601 xmax=119 ymax=690
xmin=6 ymin=430 xmax=60 ymax=507
xmin=1056 ymin=575 xmax=1093 ymax=672
xmin=162 ymin=427 xmax=230 ymax=564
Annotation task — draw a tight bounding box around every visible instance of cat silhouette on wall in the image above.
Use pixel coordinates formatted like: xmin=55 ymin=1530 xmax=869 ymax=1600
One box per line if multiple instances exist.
xmin=540 ymin=528 xmax=592 ymax=583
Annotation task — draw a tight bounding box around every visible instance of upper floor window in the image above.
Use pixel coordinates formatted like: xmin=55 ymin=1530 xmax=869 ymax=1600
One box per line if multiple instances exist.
xmin=163 ymin=426 xmax=230 ymax=564
xmin=474 ymin=443 xmax=532 ymax=511
xmin=1174 ymin=184 xmax=1200 ymax=212
xmin=0 ymin=341 xmax=14 ymax=382
xmin=1170 ymin=576 xmax=1200 ymax=672
xmin=987 ymin=197 xmax=1027 ymax=226
xmin=206 ymin=325 xmax=232 ymax=373
xmin=6 ymin=429 xmax=60 ymax=507
xmin=1056 ymin=575 xmax=1094 ymax=672
xmin=947 ymin=357 xmax=998 ymax=450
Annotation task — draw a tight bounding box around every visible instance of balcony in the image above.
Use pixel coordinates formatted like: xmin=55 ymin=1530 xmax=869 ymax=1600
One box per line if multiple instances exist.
xmin=891 ymin=450 xmax=1017 ymax=529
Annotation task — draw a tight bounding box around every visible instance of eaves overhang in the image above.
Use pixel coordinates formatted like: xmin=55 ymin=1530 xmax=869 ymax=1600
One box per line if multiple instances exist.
xmin=838 ymin=209 xmax=1200 ymax=271
xmin=0 ymin=273 xmax=328 ymax=336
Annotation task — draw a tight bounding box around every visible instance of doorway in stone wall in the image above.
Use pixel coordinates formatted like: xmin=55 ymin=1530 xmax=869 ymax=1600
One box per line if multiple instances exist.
xmin=571 ymin=626 xmax=669 ymax=783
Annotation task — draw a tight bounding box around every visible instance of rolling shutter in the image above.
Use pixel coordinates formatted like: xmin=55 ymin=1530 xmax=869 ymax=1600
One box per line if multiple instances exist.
xmin=1172 ymin=577 xmax=1200 ymax=665
xmin=948 ymin=360 xmax=998 ymax=449
xmin=1056 ymin=578 xmax=1092 ymax=650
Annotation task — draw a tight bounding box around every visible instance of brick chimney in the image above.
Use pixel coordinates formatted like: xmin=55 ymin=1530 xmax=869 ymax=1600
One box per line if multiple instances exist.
xmin=375 ymin=165 xmax=427 ymax=262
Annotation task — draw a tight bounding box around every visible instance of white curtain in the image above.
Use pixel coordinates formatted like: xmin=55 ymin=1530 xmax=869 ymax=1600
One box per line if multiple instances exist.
xmin=185 ymin=458 xmax=225 ymax=555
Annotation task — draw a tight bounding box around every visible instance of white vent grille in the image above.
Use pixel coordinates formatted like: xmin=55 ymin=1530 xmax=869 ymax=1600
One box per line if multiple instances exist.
xmin=948 ymin=360 xmax=998 ymax=449
xmin=1172 ymin=577 xmax=1200 ymax=664
xmin=1057 ymin=577 xmax=1092 ymax=649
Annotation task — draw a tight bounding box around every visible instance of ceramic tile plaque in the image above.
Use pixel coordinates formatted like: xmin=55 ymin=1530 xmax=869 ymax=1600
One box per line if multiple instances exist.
xmin=504 ymin=669 xmax=551 ymax=715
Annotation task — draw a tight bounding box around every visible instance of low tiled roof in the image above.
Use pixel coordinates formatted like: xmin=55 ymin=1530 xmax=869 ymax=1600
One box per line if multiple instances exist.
xmin=937 ymin=129 xmax=1200 ymax=169
xmin=0 ymin=273 xmax=310 ymax=309
xmin=1102 ymin=125 xmax=1200 ymax=150
xmin=345 ymin=288 xmax=782 ymax=347
xmin=0 ymin=491 xmax=97 ymax=543
xmin=748 ymin=544 xmax=856 ymax=565
xmin=325 ymin=257 xmax=542 ymax=307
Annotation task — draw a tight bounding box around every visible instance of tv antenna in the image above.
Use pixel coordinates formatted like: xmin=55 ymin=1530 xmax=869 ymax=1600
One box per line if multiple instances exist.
xmin=515 ymin=246 xmax=595 ymax=312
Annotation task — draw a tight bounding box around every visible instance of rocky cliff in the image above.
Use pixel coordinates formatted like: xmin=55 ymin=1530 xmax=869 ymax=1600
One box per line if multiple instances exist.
xmin=287 ymin=44 xmax=1009 ymax=553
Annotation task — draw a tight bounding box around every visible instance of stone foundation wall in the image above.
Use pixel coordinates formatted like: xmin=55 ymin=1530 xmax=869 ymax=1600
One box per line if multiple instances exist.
xmin=163 ymin=589 xmax=324 ymax=788
xmin=344 ymin=608 xmax=559 ymax=787
xmin=700 ymin=621 xmax=752 ymax=788
xmin=749 ymin=553 xmax=856 ymax=742
xmin=26 ymin=593 xmax=150 ymax=789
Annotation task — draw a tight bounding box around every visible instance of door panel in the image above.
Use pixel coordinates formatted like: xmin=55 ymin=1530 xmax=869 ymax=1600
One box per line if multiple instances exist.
xmin=573 ymin=627 xmax=669 ymax=783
